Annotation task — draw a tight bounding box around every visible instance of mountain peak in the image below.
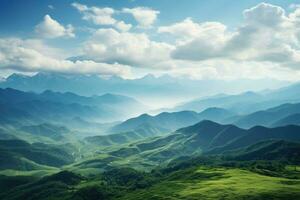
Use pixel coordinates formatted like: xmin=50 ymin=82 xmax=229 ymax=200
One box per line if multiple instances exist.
xmin=6 ymin=73 xmax=28 ymax=81
xmin=176 ymin=120 xmax=222 ymax=134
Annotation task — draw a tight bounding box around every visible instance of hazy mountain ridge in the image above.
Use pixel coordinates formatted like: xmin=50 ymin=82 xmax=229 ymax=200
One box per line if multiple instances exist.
xmin=232 ymin=102 xmax=300 ymax=128
xmin=0 ymin=88 xmax=147 ymax=125
xmin=111 ymin=108 xmax=235 ymax=133
xmin=172 ymin=82 xmax=300 ymax=114
xmin=0 ymin=72 xmax=289 ymax=107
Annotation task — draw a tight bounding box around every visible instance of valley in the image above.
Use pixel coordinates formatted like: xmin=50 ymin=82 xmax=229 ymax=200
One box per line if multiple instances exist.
xmin=0 ymin=74 xmax=300 ymax=199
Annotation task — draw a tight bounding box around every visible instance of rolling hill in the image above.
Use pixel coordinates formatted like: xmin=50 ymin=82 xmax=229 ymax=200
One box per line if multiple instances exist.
xmin=19 ymin=123 xmax=71 ymax=141
xmin=226 ymin=140 xmax=300 ymax=163
xmin=106 ymin=121 xmax=300 ymax=164
xmin=85 ymin=123 xmax=169 ymax=147
xmin=0 ymin=139 xmax=76 ymax=170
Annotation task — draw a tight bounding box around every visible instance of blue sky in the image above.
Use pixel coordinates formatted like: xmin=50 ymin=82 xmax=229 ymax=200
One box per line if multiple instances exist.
xmin=0 ymin=0 xmax=295 ymax=35
xmin=0 ymin=0 xmax=300 ymax=80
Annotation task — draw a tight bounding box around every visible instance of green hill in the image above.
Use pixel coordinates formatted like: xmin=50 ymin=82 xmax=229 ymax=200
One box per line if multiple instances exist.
xmin=85 ymin=123 xmax=169 ymax=147
xmin=104 ymin=121 xmax=300 ymax=165
xmin=226 ymin=140 xmax=300 ymax=164
xmin=0 ymin=139 xmax=75 ymax=170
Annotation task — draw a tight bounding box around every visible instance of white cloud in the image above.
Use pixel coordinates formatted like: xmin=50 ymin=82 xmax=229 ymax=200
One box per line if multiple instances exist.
xmin=163 ymin=3 xmax=300 ymax=70
xmin=72 ymin=2 xmax=132 ymax=32
xmin=0 ymin=38 xmax=131 ymax=77
xmin=6 ymin=2 xmax=300 ymax=81
xmin=122 ymin=7 xmax=159 ymax=28
xmin=158 ymin=18 xmax=205 ymax=40
xmin=72 ymin=2 xmax=116 ymax=25
xmin=35 ymin=15 xmax=75 ymax=39
xmin=243 ymin=2 xmax=286 ymax=27
xmin=48 ymin=5 xmax=54 ymax=10
xmin=81 ymin=28 xmax=173 ymax=68
xmin=115 ymin=21 xmax=132 ymax=32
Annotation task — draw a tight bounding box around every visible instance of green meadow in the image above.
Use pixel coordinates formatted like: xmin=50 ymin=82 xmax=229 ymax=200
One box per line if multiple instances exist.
xmin=120 ymin=166 xmax=300 ymax=200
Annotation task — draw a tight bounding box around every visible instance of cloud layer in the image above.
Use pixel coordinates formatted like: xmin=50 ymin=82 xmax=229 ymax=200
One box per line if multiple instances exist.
xmin=1 ymin=2 xmax=300 ymax=80
xmin=0 ymin=38 xmax=131 ymax=77
xmin=163 ymin=3 xmax=300 ymax=70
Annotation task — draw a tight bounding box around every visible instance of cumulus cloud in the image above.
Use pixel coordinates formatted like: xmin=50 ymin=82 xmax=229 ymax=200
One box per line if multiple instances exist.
xmin=72 ymin=2 xmax=132 ymax=32
xmin=0 ymin=38 xmax=131 ymax=77
xmin=122 ymin=7 xmax=159 ymax=28
xmin=72 ymin=2 xmax=116 ymax=25
xmin=158 ymin=18 xmax=206 ymax=40
xmin=6 ymin=2 xmax=300 ymax=80
xmin=35 ymin=15 xmax=75 ymax=38
xmin=162 ymin=3 xmax=300 ymax=70
xmin=80 ymin=28 xmax=173 ymax=68
xmin=115 ymin=21 xmax=132 ymax=32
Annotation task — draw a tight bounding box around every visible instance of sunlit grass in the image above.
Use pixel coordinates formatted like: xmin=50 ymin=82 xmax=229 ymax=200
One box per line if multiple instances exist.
xmin=120 ymin=167 xmax=300 ymax=200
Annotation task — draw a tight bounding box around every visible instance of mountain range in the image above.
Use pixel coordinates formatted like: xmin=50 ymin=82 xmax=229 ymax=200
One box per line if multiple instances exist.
xmin=0 ymin=88 xmax=147 ymax=127
xmin=111 ymin=108 xmax=235 ymax=133
xmin=105 ymin=120 xmax=300 ymax=163
xmin=0 ymin=72 xmax=289 ymax=108
xmin=172 ymin=81 xmax=300 ymax=114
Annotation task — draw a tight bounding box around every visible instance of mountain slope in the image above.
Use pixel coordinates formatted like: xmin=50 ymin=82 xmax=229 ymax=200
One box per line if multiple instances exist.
xmin=19 ymin=123 xmax=71 ymax=141
xmin=85 ymin=123 xmax=169 ymax=147
xmin=107 ymin=121 xmax=300 ymax=163
xmin=226 ymin=140 xmax=300 ymax=163
xmin=0 ymin=139 xmax=75 ymax=170
xmin=272 ymin=113 xmax=300 ymax=127
xmin=111 ymin=108 xmax=235 ymax=133
xmin=107 ymin=121 xmax=247 ymax=162
xmin=0 ymin=88 xmax=147 ymax=124
xmin=234 ymin=103 xmax=300 ymax=128
xmin=209 ymin=125 xmax=300 ymax=154
xmin=173 ymin=81 xmax=300 ymax=114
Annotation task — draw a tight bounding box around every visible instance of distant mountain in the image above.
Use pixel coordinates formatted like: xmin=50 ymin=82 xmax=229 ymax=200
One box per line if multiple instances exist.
xmin=173 ymin=82 xmax=300 ymax=114
xmin=272 ymin=113 xmax=300 ymax=127
xmin=174 ymin=91 xmax=262 ymax=113
xmin=0 ymin=88 xmax=147 ymax=125
xmin=19 ymin=123 xmax=71 ymax=141
xmin=0 ymin=72 xmax=288 ymax=107
xmin=233 ymin=103 xmax=300 ymax=128
xmin=111 ymin=108 xmax=235 ymax=133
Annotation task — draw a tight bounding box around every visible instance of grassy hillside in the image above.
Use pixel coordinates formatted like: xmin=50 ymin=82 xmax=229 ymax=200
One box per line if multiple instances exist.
xmin=85 ymin=123 xmax=169 ymax=147
xmin=0 ymin=139 xmax=76 ymax=170
xmin=19 ymin=123 xmax=71 ymax=141
xmin=224 ymin=140 xmax=300 ymax=164
xmin=1 ymin=158 xmax=300 ymax=200
xmin=120 ymin=167 xmax=300 ymax=200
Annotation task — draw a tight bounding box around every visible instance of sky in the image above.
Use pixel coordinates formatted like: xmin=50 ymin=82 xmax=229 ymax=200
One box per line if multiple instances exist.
xmin=0 ymin=0 xmax=300 ymax=80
